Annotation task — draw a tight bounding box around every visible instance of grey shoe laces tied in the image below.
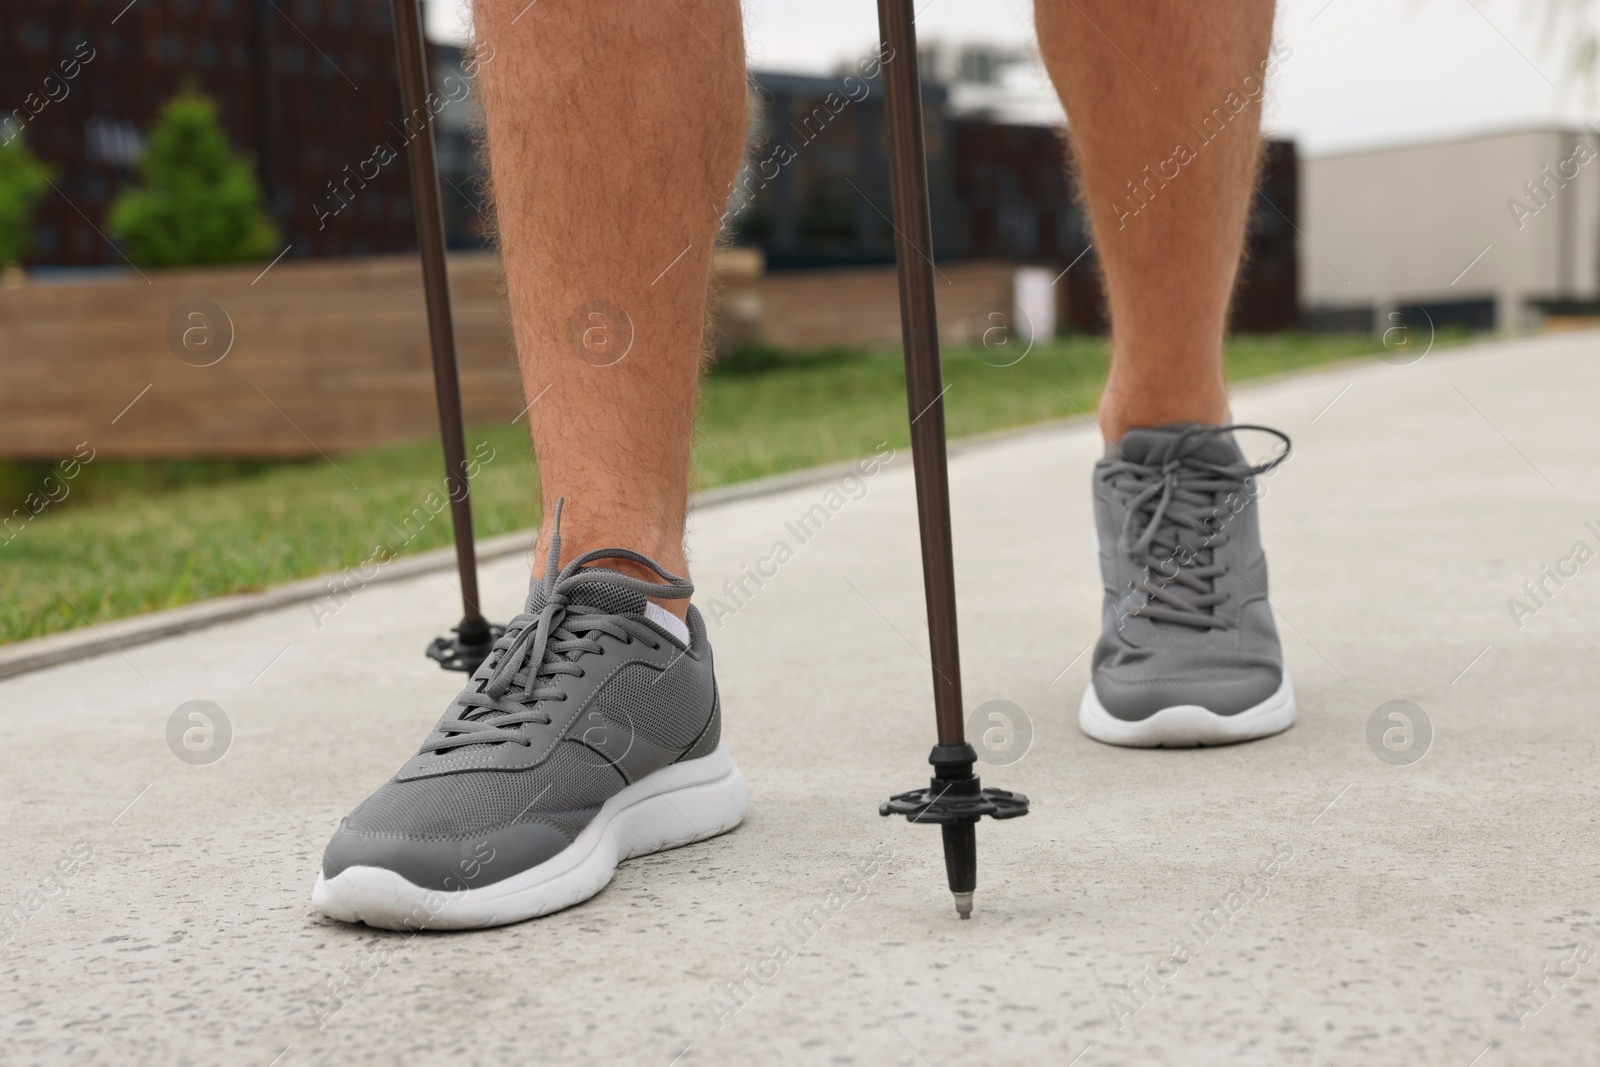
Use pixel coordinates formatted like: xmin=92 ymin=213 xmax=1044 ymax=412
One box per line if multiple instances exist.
xmin=1104 ymin=424 xmax=1290 ymax=631
xmin=423 ymin=500 xmax=693 ymax=752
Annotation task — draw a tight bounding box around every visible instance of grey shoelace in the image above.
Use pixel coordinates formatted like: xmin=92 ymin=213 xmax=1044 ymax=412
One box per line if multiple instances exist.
xmin=423 ymin=500 xmax=693 ymax=752
xmin=1102 ymin=424 xmax=1290 ymax=631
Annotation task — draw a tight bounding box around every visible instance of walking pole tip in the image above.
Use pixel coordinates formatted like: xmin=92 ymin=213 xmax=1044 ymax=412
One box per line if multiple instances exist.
xmin=881 ymin=745 xmax=1027 ymax=920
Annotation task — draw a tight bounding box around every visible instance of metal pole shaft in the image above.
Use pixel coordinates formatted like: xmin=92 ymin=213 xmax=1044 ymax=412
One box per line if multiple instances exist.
xmin=391 ymin=0 xmax=484 ymax=626
xmin=874 ymin=0 xmax=964 ymax=746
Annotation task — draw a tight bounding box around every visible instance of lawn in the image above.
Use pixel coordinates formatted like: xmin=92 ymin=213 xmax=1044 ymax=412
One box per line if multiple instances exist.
xmin=1 ymin=333 xmax=1395 ymax=645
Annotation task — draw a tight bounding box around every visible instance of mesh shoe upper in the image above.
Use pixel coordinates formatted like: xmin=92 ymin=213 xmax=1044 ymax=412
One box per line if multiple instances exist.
xmin=344 ymin=739 xmax=624 ymax=843
xmin=322 ymin=507 xmax=720 ymax=890
xmin=1089 ymin=423 xmax=1291 ymax=720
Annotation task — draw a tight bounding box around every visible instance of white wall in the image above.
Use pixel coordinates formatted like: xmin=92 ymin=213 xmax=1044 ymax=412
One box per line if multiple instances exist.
xmin=1303 ymin=127 xmax=1600 ymax=331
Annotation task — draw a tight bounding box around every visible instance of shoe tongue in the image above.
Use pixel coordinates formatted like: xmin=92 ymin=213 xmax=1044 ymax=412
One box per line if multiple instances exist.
xmin=1113 ymin=424 xmax=1243 ymax=468
xmin=525 ymin=566 xmax=648 ymax=617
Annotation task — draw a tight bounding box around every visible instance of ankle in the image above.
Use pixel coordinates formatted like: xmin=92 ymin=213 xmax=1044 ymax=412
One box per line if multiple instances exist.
xmin=1098 ymin=378 xmax=1229 ymax=443
xmin=607 ymin=556 xmax=692 ymax=622
xmin=530 ymin=534 xmax=691 ymax=620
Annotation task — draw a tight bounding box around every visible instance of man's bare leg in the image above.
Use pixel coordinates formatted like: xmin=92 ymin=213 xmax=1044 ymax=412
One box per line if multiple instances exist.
xmin=474 ymin=0 xmax=748 ymax=617
xmin=1038 ymin=3 xmax=1297 ymax=749
xmin=311 ymin=4 xmax=751 ymax=928
xmin=1035 ymin=0 xmax=1276 ymax=441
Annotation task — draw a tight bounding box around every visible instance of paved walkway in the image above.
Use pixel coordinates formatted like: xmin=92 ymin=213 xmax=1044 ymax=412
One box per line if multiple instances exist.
xmin=4 ymin=330 xmax=1599 ymax=1066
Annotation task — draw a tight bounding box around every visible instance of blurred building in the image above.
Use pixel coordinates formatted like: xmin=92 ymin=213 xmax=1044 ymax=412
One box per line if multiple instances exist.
xmin=730 ymin=70 xmax=929 ymax=272
xmin=1303 ymin=126 xmax=1600 ymax=333
xmin=1 ymin=0 xmax=485 ymax=269
xmin=735 ymin=67 xmax=1300 ymax=333
xmin=915 ymin=38 xmax=1066 ymax=127
xmin=4 ymin=3 xmax=1299 ymax=335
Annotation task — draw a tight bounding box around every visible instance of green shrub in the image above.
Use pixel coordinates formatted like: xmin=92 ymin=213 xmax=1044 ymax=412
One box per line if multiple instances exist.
xmin=108 ymin=91 xmax=279 ymax=267
xmin=0 ymin=133 xmax=53 ymax=266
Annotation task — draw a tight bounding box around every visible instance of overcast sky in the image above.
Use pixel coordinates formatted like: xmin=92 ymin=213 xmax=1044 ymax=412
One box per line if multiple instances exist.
xmin=426 ymin=0 xmax=1594 ymax=155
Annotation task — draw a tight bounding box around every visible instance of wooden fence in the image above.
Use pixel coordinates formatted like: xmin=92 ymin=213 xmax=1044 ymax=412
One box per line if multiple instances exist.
xmin=0 ymin=253 xmax=1027 ymax=459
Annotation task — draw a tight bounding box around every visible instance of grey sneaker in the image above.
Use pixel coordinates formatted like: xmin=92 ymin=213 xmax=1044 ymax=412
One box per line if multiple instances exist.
xmin=1079 ymin=423 xmax=1296 ymax=747
xmin=312 ymin=504 xmax=745 ymax=929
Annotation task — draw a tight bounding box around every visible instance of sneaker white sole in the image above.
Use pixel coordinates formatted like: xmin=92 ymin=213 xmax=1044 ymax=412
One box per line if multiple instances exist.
xmin=310 ymin=743 xmax=747 ymax=930
xmin=1078 ymin=672 xmax=1295 ymax=748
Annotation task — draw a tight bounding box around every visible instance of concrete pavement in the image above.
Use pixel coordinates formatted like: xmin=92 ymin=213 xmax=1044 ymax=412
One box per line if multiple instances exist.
xmin=2 ymin=329 xmax=1598 ymax=1065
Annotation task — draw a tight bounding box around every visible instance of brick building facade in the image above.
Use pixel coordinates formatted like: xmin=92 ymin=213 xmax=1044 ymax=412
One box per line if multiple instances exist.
xmin=1 ymin=0 xmax=483 ymax=269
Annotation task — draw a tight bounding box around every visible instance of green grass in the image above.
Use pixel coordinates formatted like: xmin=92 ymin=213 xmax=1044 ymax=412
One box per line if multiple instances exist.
xmin=1 ymin=332 xmax=1404 ymax=645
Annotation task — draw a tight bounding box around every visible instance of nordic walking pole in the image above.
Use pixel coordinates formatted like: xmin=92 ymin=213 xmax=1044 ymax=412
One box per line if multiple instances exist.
xmin=874 ymin=0 xmax=1028 ymax=918
xmin=390 ymin=0 xmax=502 ymax=672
